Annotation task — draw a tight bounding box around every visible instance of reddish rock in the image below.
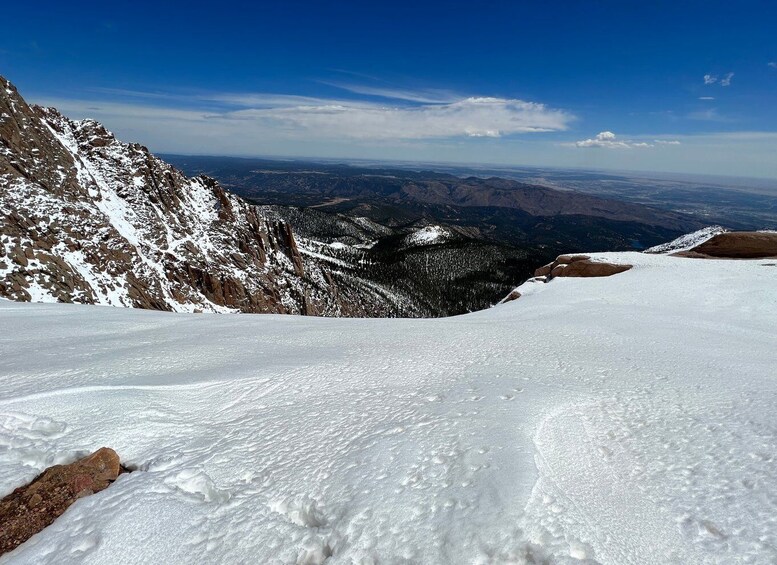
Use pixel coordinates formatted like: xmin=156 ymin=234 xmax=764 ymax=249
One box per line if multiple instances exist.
xmin=0 ymin=447 xmax=123 ymax=557
xmin=524 ymin=253 xmax=632 ymax=289
xmin=550 ymin=264 xmax=568 ymax=278
xmin=555 ymin=254 xmax=590 ymax=264
xmin=534 ymin=262 xmax=554 ymax=277
xmin=558 ymin=259 xmax=633 ymax=277
xmin=687 ymin=231 xmax=777 ymax=259
xmin=503 ymin=290 xmax=521 ymax=302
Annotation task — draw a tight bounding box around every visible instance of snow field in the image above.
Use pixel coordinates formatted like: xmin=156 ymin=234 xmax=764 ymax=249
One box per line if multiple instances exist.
xmin=1 ymin=252 xmax=776 ymax=564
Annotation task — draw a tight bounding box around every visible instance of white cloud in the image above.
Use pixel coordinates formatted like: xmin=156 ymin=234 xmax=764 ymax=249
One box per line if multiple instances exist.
xmin=574 ymin=131 xmax=667 ymax=149
xmin=223 ymin=96 xmax=572 ymax=139
xmin=769 ymin=62 xmax=777 ymax=69
xmin=36 ymin=93 xmax=573 ymax=142
xmin=25 ymin=93 xmax=777 ymax=178
xmin=698 ymin=96 xmax=715 ymax=100
xmin=704 ymin=72 xmax=733 ymax=86
xmin=654 ymin=139 xmax=681 ymax=145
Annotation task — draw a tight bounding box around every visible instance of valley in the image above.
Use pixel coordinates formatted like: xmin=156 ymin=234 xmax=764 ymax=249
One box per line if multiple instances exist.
xmin=167 ymin=155 xmax=728 ymax=315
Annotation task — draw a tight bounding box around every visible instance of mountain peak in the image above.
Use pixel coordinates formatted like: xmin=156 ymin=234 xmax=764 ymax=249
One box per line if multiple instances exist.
xmin=0 ymin=77 xmax=385 ymax=315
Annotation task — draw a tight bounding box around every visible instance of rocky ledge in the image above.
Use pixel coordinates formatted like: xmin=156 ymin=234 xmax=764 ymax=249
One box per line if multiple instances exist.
xmin=533 ymin=254 xmax=633 ymax=281
xmin=679 ymin=231 xmax=777 ymax=259
xmin=500 ymin=254 xmax=633 ymax=304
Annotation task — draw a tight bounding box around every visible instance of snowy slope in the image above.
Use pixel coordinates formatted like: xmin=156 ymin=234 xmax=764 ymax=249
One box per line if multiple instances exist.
xmin=1 ymin=252 xmax=776 ymax=564
xmin=645 ymin=225 xmax=727 ymax=254
xmin=403 ymin=225 xmax=453 ymax=247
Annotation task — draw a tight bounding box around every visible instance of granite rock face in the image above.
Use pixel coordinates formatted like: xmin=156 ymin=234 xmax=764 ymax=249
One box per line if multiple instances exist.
xmin=0 ymin=76 xmax=391 ymax=315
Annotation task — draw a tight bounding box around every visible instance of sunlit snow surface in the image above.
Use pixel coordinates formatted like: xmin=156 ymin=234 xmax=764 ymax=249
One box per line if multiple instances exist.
xmin=645 ymin=226 xmax=727 ymax=254
xmin=1 ymin=252 xmax=776 ymax=564
xmin=404 ymin=225 xmax=452 ymax=247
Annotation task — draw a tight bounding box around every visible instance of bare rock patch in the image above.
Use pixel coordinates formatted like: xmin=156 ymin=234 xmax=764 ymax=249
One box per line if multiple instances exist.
xmin=533 ymin=254 xmax=631 ymax=282
xmin=0 ymin=447 xmax=126 ymax=556
xmin=678 ymin=231 xmax=777 ymax=259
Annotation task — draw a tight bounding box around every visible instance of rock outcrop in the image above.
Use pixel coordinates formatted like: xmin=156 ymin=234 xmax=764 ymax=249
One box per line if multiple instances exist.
xmin=502 ymin=289 xmax=521 ymax=303
xmin=533 ymin=254 xmax=632 ymax=281
xmin=501 ymin=253 xmax=633 ymax=303
xmin=682 ymin=231 xmax=777 ymax=259
xmin=0 ymin=76 xmax=395 ymax=315
xmin=0 ymin=448 xmax=123 ymax=556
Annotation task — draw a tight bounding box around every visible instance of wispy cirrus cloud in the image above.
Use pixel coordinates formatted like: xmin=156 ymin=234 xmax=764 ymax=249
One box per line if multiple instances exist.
xmin=704 ymin=72 xmax=734 ymax=86
xmin=573 ymin=131 xmax=670 ymax=149
xmin=89 ymin=87 xmax=379 ymax=110
xmin=687 ymin=108 xmax=729 ymax=122
xmin=317 ymin=81 xmax=457 ymax=104
xmin=769 ymin=62 xmax=777 ymax=69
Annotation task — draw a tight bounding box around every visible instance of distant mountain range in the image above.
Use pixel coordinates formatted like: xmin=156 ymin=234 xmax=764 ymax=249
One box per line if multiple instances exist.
xmin=165 ymin=155 xmax=702 ymax=238
xmin=165 ymin=155 xmax=715 ymax=314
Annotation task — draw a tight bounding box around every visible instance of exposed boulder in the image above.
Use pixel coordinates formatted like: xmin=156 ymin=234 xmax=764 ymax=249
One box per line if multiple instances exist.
xmin=502 ymin=253 xmax=632 ymax=302
xmin=0 ymin=448 xmax=123 ymax=556
xmin=557 ymin=260 xmax=633 ymax=278
xmin=537 ymin=254 xmax=631 ymax=282
xmin=534 ymin=254 xmax=590 ymax=277
xmin=534 ymin=263 xmax=553 ymax=277
xmin=550 ymin=264 xmax=568 ymax=278
xmin=555 ymin=254 xmax=591 ymax=265
xmin=502 ymin=289 xmax=521 ymax=302
xmin=682 ymin=231 xmax=777 ymax=259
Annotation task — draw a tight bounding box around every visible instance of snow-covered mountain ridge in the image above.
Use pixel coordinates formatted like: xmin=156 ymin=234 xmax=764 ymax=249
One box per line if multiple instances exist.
xmin=1 ymin=250 xmax=775 ymax=563
xmin=0 ymin=76 xmax=404 ymax=315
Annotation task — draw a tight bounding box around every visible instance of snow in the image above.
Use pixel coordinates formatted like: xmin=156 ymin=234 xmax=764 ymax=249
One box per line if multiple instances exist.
xmin=1 ymin=252 xmax=776 ymax=564
xmin=645 ymin=225 xmax=727 ymax=254
xmin=405 ymin=225 xmax=451 ymax=247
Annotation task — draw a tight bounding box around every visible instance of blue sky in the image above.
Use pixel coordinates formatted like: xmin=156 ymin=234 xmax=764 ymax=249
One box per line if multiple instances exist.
xmin=3 ymin=1 xmax=777 ymax=177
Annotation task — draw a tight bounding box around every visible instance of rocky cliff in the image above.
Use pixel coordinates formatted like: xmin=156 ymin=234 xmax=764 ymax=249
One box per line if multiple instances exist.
xmin=0 ymin=76 xmax=397 ymax=315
